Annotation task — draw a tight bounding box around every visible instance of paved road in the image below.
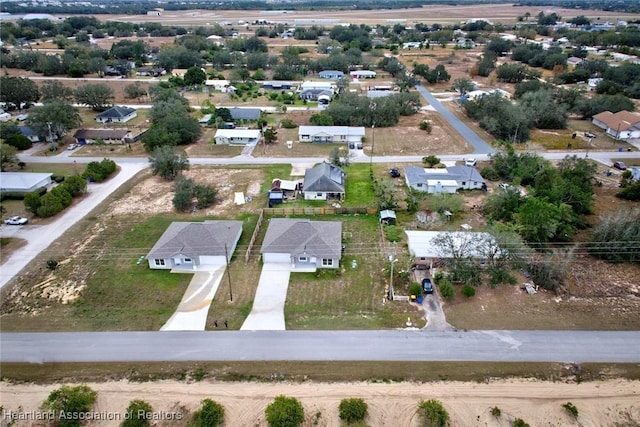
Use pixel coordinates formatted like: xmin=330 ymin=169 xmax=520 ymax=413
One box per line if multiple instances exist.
xmin=416 ymin=84 xmax=496 ymax=155
xmin=2 ymin=330 xmax=640 ymax=363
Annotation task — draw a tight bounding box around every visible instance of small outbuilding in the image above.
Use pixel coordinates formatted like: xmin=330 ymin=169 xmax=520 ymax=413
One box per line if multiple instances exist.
xmin=379 ymin=209 xmax=397 ymax=225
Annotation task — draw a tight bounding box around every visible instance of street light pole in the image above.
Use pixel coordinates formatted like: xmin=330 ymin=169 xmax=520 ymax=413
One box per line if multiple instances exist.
xmin=370 ymin=122 xmax=375 ymax=173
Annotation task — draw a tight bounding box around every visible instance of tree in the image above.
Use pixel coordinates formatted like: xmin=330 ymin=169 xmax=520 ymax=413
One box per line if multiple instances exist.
xmin=124 ymin=83 xmax=147 ymax=100
xmin=309 ymin=112 xmax=334 ymax=126
xmin=417 ymin=399 xmax=450 ymax=427
xmin=373 ymin=178 xmax=398 ymax=210
xmin=184 ymin=66 xmax=206 ymax=86
xmin=339 ymin=398 xmax=368 ymax=424
xmin=263 ymin=127 xmax=278 ymax=144
xmin=328 ymin=147 xmax=352 ymax=168
xmin=192 ymin=399 xmax=225 ymax=427
xmin=515 ymin=197 xmax=575 ymax=244
xmin=149 ymin=145 xmax=190 ymax=180
xmin=265 ymin=395 xmax=304 ymax=427
xmin=422 ymin=155 xmax=440 ymax=167
xmin=0 ymin=76 xmax=40 ymax=109
xmin=40 ymin=80 xmax=74 ymax=102
xmin=41 ymin=385 xmax=98 ymax=427
xmin=123 ymin=400 xmax=153 ymax=427
xmin=452 ymin=77 xmax=475 ymax=95
xmin=74 ymin=84 xmax=114 ymax=111
xmin=519 ymin=89 xmax=567 ymax=129
xmin=0 ymin=142 xmax=18 ymax=171
xmin=26 ymin=101 xmax=81 ymax=142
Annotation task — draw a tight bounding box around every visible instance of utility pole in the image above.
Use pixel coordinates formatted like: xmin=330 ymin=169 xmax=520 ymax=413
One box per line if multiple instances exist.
xmin=224 ymin=243 xmax=233 ymax=302
xmin=370 ymin=122 xmax=375 ymax=173
xmin=46 ymin=122 xmax=55 ymax=152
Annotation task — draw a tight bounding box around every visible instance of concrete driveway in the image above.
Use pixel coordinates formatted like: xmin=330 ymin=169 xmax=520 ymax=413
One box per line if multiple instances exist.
xmin=414 ymin=269 xmax=455 ymax=331
xmin=241 ymin=263 xmax=292 ymax=331
xmin=161 ymin=266 xmax=225 ymax=331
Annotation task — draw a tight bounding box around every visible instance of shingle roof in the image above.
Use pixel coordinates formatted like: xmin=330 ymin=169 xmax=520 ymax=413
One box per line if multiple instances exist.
xmin=17 ymin=125 xmax=37 ymax=137
xmin=303 ymin=162 xmax=345 ymax=193
xmin=147 ymin=221 xmax=243 ymax=259
xmin=228 ymin=107 xmax=262 ymax=121
xmin=96 ymin=106 xmax=136 ymax=120
xmin=298 ymin=126 xmax=365 ymax=137
xmin=592 ymin=110 xmax=640 ymax=131
xmin=73 ymin=129 xmax=129 ymax=139
xmin=261 ymin=218 xmax=342 ymax=258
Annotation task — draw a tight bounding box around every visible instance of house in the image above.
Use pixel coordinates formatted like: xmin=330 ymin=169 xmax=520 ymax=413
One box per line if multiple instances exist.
xmin=262 ymin=81 xmax=293 ymax=90
xmin=73 ymin=129 xmax=132 ymax=145
xmin=0 ymin=112 xmax=11 ymax=122
xmin=299 ymin=81 xmax=336 ymax=93
xmin=402 ymin=42 xmax=421 ymax=49
xmin=299 ymin=89 xmax=333 ymax=102
xmin=567 ymin=56 xmax=583 ymax=67
xmin=298 ymin=126 xmax=365 ymax=144
xmin=318 ymin=70 xmax=345 ymax=79
xmin=405 ymin=230 xmax=499 ymax=269
xmin=588 ymin=78 xmax=603 ymax=91
xmin=367 ymin=90 xmax=395 ymax=99
xmin=379 ymin=209 xmax=397 ymax=225
xmin=213 ymin=129 xmax=261 ymax=145
xmin=95 ymin=106 xmax=137 ymax=124
xmin=456 ymin=38 xmax=475 ymax=48
xmin=136 ymin=67 xmax=166 ymax=77
xmin=228 ymin=107 xmax=262 ymax=122
xmin=146 ymin=220 xmax=243 ymax=270
xmin=17 ymin=125 xmax=40 ymax=143
xmin=205 ymin=79 xmax=232 ymax=91
xmin=0 ymin=172 xmax=52 ymax=193
xmin=350 ymin=70 xmax=377 ymax=79
xmin=302 ymin=162 xmax=345 ymax=200
xmin=404 ymin=165 xmax=485 ymax=193
xmin=261 ymin=218 xmax=342 ymax=270
xmin=199 ymin=114 xmax=213 ymax=126
xmin=592 ymin=110 xmax=640 ymax=140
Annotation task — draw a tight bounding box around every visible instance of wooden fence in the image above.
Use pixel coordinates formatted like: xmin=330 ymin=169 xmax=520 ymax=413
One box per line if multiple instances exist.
xmin=263 ymin=207 xmax=377 ymax=216
xmin=244 ymin=209 xmax=264 ymax=263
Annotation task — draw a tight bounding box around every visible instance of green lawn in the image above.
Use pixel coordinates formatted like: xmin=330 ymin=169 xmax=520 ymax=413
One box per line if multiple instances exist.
xmin=343 ymin=163 xmax=376 ymax=207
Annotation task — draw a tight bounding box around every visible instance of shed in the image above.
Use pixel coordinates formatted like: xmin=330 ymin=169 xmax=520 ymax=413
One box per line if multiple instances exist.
xmin=0 ymin=172 xmax=53 ymax=193
xmin=379 ymin=209 xmax=397 ymax=225
xmin=268 ymin=191 xmax=284 ymax=207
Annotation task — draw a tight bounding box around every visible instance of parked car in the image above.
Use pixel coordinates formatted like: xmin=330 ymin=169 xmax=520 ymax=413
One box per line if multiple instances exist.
xmin=67 ymin=143 xmax=78 ymax=150
xmin=389 ymin=168 xmax=401 ymax=178
xmin=348 ymin=142 xmax=355 ymax=149
xmin=498 ymin=183 xmax=509 ymax=190
xmin=613 ymin=161 xmax=627 ymax=170
xmin=356 ymin=142 xmax=363 ymax=149
xmin=465 ymin=158 xmax=477 ymax=167
xmin=422 ymin=278 xmax=434 ymax=294
xmin=4 ymin=216 xmax=28 ymax=225
xmin=585 ymin=132 xmax=596 ymax=138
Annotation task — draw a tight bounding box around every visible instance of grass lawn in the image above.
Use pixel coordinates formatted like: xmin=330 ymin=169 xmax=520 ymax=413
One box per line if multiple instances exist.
xmin=342 ymin=163 xmax=376 ymax=207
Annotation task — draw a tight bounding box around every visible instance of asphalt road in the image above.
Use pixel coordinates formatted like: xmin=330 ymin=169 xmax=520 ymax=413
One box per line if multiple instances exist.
xmin=2 ymin=330 xmax=640 ymax=363
xmin=416 ymin=84 xmax=496 ymax=155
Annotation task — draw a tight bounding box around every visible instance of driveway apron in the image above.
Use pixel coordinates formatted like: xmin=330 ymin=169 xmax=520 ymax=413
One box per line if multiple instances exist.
xmin=241 ymin=263 xmax=291 ymax=330
xmin=161 ymin=266 xmax=225 ymax=331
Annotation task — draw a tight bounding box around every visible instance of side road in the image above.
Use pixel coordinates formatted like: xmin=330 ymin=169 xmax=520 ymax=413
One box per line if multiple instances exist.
xmin=0 ymin=163 xmax=146 ymax=290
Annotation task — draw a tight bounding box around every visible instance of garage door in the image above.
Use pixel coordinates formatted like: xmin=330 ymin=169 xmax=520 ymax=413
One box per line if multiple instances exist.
xmin=263 ymin=253 xmax=291 ymax=264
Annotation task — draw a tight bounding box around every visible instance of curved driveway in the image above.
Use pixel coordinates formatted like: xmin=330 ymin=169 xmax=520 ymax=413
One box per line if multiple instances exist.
xmin=2 ymin=330 xmax=640 ymax=363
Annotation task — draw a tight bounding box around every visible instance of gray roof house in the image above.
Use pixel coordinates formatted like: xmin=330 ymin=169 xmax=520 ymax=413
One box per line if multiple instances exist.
xmin=0 ymin=172 xmax=52 ymax=193
xmin=17 ymin=125 xmax=40 ymax=142
xmin=147 ymin=220 xmax=243 ymax=270
xmin=318 ymin=70 xmax=345 ymax=79
xmin=95 ymin=106 xmax=137 ymax=124
xmin=73 ymin=129 xmax=132 ymax=145
xmin=298 ymin=126 xmax=365 ymax=143
xmin=404 ymin=165 xmax=485 ymax=193
xmin=228 ymin=107 xmax=262 ymax=122
xmin=303 ymin=162 xmax=345 ymax=200
xmin=299 ymin=88 xmax=334 ymax=101
xmin=261 ymin=218 xmax=342 ymax=270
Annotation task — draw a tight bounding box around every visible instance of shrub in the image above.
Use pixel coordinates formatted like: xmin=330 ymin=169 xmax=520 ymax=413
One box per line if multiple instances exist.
xmin=422 ymin=155 xmax=440 ymax=167
xmin=419 ymin=120 xmax=432 ymax=133
xmin=265 ymin=395 xmax=304 ymax=427
xmin=480 ymin=166 xmax=499 ymax=181
xmin=41 ymin=385 xmax=98 ymax=427
xmin=513 ymin=418 xmax=530 ymax=427
xmin=461 ymin=285 xmax=476 ymax=298
xmin=433 ymin=271 xmax=444 ymax=283
xmin=46 ymin=258 xmax=58 ymax=270
xmin=417 ymin=399 xmax=449 ymax=427
xmin=193 ymin=398 xmax=225 ymax=427
xmin=383 ymin=225 xmax=403 ymax=242
xmin=51 ymin=174 xmax=66 ymax=183
xmin=339 ymin=398 xmax=368 ymax=424
xmin=438 ymin=279 xmax=455 ymax=299
xmin=100 ymin=158 xmax=117 ymax=175
xmin=409 ymin=283 xmax=422 ymax=297
xmin=490 ymin=406 xmax=501 ymax=417
xmin=123 ymin=400 xmax=153 ymax=427
xmin=280 ymin=118 xmax=298 ymax=128
xmin=562 ymin=402 xmax=578 ymax=418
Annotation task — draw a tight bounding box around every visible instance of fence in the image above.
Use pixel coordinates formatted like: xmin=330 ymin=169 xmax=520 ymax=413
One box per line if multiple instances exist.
xmin=263 ymin=207 xmax=377 ymax=216
xmin=245 ymin=209 xmax=264 ymax=263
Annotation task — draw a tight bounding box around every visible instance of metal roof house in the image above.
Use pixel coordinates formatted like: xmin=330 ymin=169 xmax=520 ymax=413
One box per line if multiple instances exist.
xmin=95 ymin=106 xmax=137 ymax=124
xmin=261 ymin=81 xmax=293 ymax=90
xmin=350 ymin=70 xmax=377 ymax=79
xmin=214 ymin=129 xmax=261 ymax=145
xmin=318 ymin=70 xmax=345 ymax=79
xmin=298 ymin=126 xmax=365 ymax=144
xmin=299 ymin=88 xmax=334 ymax=101
xmin=261 ymin=218 xmax=342 ymax=270
xmin=404 ymin=165 xmax=485 ymax=193
xmin=0 ymin=172 xmax=52 ymax=193
xmin=302 ymin=162 xmax=345 ymax=200
xmin=147 ymin=220 xmax=243 ymax=270
xmin=228 ymin=107 xmax=262 ymax=122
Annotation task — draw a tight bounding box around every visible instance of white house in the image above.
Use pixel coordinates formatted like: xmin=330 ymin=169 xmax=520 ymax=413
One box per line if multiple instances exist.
xmin=298 ymin=126 xmax=365 ymax=144
xmin=299 ymin=81 xmax=336 ymax=93
xmin=405 ymin=230 xmax=499 ymax=268
xmin=214 ymin=128 xmax=261 ymax=145
xmin=0 ymin=172 xmax=52 ymax=193
xmin=318 ymin=70 xmax=345 ymax=79
xmin=147 ymin=221 xmax=243 ymax=270
xmin=350 ymin=70 xmax=377 ymax=79
xmin=404 ymin=165 xmax=485 ymax=193
xmin=592 ymin=110 xmax=640 ymax=140
xmin=302 ymin=162 xmax=345 ymax=201
xmin=205 ymin=79 xmax=234 ymax=92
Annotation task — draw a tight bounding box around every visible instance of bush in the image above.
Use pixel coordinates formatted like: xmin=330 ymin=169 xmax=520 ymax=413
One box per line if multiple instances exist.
xmin=433 ymin=271 xmax=444 ymax=283
xmin=419 ymin=120 xmax=432 ymax=133
xmin=562 ymin=402 xmax=578 ymax=418
xmin=280 ymin=118 xmax=298 ymax=128
xmin=339 ymin=398 xmax=368 ymax=424
xmin=41 ymin=385 xmax=98 ymax=427
xmin=51 ymin=175 xmax=66 ymax=183
xmin=490 ymin=406 xmax=501 ymax=417
xmin=123 ymin=400 xmax=153 ymax=427
xmin=480 ymin=166 xmax=499 ymax=181
xmin=422 ymin=155 xmax=440 ymax=167
xmin=46 ymin=258 xmax=58 ymax=270
xmin=513 ymin=418 xmax=530 ymax=427
xmin=265 ymin=395 xmax=304 ymax=427
xmin=23 ymin=190 xmax=42 ymax=212
xmin=438 ymin=279 xmax=455 ymax=299
xmin=193 ymin=398 xmax=225 ymax=427
xmin=409 ymin=283 xmax=422 ymax=297
xmin=461 ymin=285 xmax=476 ymax=298
xmin=417 ymin=399 xmax=449 ymax=427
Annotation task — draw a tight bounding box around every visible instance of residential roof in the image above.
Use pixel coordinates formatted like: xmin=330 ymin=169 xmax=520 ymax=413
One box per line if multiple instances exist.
xmin=405 ymin=230 xmax=498 ymax=259
xmin=303 ymin=162 xmax=345 ymax=193
xmin=379 ymin=209 xmax=396 ymax=219
xmin=300 ymin=89 xmax=334 ymax=97
xmin=96 ymin=106 xmax=136 ymax=120
xmin=214 ymin=129 xmax=261 ymax=139
xmin=73 ymin=129 xmax=130 ymax=139
xmin=592 ymin=110 xmax=640 ymax=131
xmin=271 ymin=179 xmax=300 ymax=191
xmin=0 ymin=172 xmax=52 ymax=191
xmin=199 ymin=114 xmax=213 ymax=124
xmin=228 ymin=107 xmax=262 ymax=121
xmin=404 ymin=165 xmax=485 ymax=186
xmin=298 ymin=126 xmax=365 ymax=137
xmin=17 ymin=125 xmax=37 ymax=137
xmin=261 ymin=218 xmax=342 ymax=258
xmin=147 ymin=221 xmax=243 ymax=260
xmin=319 ymin=70 xmax=344 ymax=76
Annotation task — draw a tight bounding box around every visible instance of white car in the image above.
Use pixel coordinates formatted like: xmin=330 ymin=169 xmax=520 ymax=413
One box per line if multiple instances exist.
xmin=4 ymin=216 xmax=28 ymax=225
xmin=498 ymin=183 xmax=510 ymax=190
xmin=465 ymin=158 xmax=477 ymax=166
xmin=67 ymin=143 xmax=78 ymax=150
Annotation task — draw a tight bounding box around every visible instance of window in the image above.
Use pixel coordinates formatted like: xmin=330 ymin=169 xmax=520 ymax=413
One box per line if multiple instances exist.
xmin=462 ymin=181 xmax=466 ymax=186
xmin=184 ymin=258 xmax=192 ymax=263
xmin=322 ymin=258 xmax=333 ymax=267
xmin=317 ymin=193 xmax=322 ymax=197
xmin=154 ymin=259 xmax=165 ymax=266
xmin=417 ymin=183 xmax=423 ymax=187
xmin=302 ymin=134 xmax=309 ymax=139
xmin=299 ymin=256 xmax=308 ymax=262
